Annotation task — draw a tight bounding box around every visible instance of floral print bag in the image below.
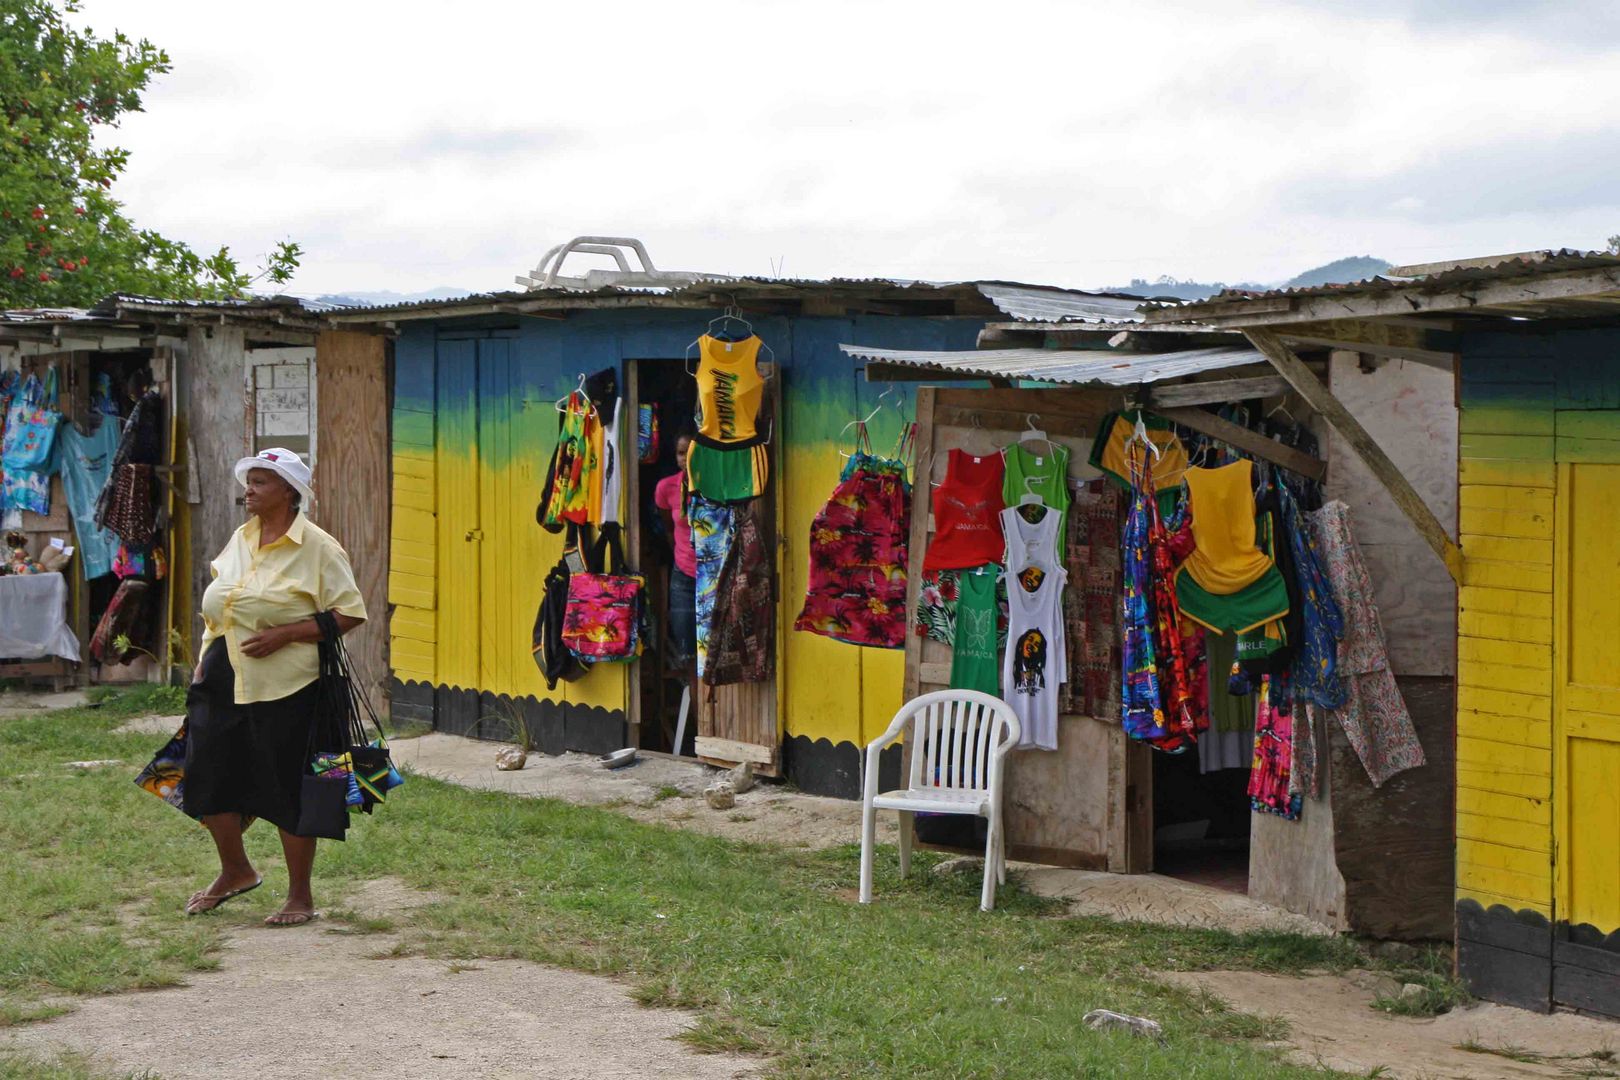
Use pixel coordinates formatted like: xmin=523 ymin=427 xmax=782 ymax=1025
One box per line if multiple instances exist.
xmin=562 ymin=522 xmax=645 ymax=663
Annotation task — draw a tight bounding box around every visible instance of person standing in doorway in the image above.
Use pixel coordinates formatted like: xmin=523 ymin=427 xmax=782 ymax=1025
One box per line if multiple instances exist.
xmin=654 ymin=434 xmax=697 ymax=671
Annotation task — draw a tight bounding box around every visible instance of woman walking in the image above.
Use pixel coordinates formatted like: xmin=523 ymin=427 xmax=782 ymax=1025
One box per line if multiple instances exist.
xmin=181 ymin=448 xmax=366 ymax=926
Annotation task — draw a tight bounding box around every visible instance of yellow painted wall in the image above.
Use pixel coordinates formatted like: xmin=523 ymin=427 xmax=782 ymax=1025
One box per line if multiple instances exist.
xmin=1455 ymin=379 xmax=1557 ymax=917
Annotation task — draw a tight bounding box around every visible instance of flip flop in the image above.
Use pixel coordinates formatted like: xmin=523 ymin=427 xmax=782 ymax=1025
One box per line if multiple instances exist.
xmin=263 ymin=910 xmax=318 ymax=928
xmin=185 ymin=876 xmax=263 ymax=916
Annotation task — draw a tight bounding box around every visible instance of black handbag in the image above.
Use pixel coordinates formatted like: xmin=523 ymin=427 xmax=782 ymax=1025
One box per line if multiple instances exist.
xmin=295 ymin=612 xmax=400 ymax=837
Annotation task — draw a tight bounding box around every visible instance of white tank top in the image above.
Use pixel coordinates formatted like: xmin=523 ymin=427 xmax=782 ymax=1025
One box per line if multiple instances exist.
xmin=1002 ymin=559 xmax=1067 ymax=752
xmin=999 ymin=504 xmax=1062 ymax=572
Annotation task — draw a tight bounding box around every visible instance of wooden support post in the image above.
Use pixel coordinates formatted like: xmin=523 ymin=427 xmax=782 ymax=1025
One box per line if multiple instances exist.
xmin=1245 ymin=328 xmax=1463 ymax=583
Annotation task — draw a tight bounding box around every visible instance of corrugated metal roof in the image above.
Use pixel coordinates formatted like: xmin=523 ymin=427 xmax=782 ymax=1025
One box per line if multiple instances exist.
xmin=1144 ymin=249 xmax=1620 ymax=322
xmin=318 ymin=276 xmax=1142 ymax=323
xmin=973 ymin=283 xmax=1144 ymax=323
xmin=0 ymin=307 xmax=102 ymax=325
xmin=839 ymin=344 xmax=1264 ymax=386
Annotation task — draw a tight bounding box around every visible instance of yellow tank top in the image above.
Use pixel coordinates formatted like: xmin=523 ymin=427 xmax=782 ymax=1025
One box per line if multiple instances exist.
xmin=696 ymin=335 xmax=765 ymax=444
xmin=1177 ymin=460 xmax=1273 ymax=595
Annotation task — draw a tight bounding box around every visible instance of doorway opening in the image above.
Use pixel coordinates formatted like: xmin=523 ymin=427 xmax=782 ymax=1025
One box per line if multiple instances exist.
xmin=1151 ymin=738 xmax=1252 ymax=894
xmin=628 ymin=360 xmax=699 ymax=755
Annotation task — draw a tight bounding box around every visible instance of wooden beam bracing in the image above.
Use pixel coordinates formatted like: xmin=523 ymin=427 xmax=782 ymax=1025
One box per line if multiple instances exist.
xmin=1245 ymin=328 xmax=1463 ymax=582
xmin=1144 ymin=374 xmax=1289 ymax=408
xmin=1152 ymin=405 xmax=1327 ymax=482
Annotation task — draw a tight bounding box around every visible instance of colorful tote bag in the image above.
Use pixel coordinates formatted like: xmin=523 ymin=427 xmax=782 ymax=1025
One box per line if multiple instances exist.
xmin=1 ymin=367 xmax=61 ymax=471
xmin=134 ymin=723 xmax=189 ymax=812
xmin=562 ymin=523 xmax=645 ymax=663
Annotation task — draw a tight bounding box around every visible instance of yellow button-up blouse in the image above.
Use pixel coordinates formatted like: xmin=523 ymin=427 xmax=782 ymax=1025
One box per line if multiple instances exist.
xmin=200 ymin=512 xmax=367 ymax=704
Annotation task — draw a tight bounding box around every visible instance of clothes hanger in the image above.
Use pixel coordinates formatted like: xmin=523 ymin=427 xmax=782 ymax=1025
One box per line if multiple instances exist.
xmin=838 ymin=387 xmax=893 ymax=459
xmin=685 ymin=304 xmax=776 ymax=376
xmin=555 ymin=372 xmax=590 ymax=413
xmin=1017 ymin=413 xmax=1058 ymax=455
xmin=1017 ymin=475 xmax=1046 ymax=508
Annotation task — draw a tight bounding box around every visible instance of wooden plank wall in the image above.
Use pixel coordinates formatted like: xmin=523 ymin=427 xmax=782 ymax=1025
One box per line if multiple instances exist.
xmin=902 ymin=387 xmax=1143 ymax=870
xmin=184 ymin=326 xmax=250 ymax=657
xmin=1454 ymin=347 xmax=1556 ymax=921
xmin=314 ymin=330 xmax=391 ymax=717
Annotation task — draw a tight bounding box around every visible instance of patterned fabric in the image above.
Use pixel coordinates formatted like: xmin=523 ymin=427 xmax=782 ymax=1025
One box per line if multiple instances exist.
xmin=1249 ymin=674 xmax=1302 ymax=820
xmin=1293 ymin=704 xmax=1322 ymax=800
xmin=2 ymin=372 xmax=53 ymax=516
xmin=1120 ymin=466 xmax=1168 ymax=744
xmin=1059 ymin=480 xmax=1122 ymax=717
xmin=1309 ymin=501 xmax=1426 ymax=787
xmin=134 ymin=723 xmax=188 ymax=812
xmin=704 ymin=506 xmax=775 ymax=686
xmin=914 ymin=568 xmax=1009 ymax=648
xmin=538 ymin=391 xmax=598 ymax=531
xmin=689 ymin=495 xmax=736 ymax=679
xmin=1281 ymin=483 xmax=1344 ymax=708
xmin=1145 ymin=481 xmax=1197 ymax=751
xmin=1 ymin=367 xmax=60 ymax=471
xmin=793 ymin=452 xmax=910 ymax=648
xmin=102 ymin=463 xmax=157 ymax=546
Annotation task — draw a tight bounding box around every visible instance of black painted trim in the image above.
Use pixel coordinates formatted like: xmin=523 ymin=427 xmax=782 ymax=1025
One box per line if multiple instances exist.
xmin=1455 ymin=899 xmax=1552 ymax=1013
xmin=389 ymin=677 xmax=627 ymax=757
xmin=783 ymin=735 xmax=901 ymax=801
xmin=1554 ymin=922 xmax=1620 ymax=1019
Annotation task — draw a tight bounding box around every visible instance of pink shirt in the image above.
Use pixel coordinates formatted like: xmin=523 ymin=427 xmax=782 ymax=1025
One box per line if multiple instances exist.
xmin=654 ymin=471 xmax=697 ymax=577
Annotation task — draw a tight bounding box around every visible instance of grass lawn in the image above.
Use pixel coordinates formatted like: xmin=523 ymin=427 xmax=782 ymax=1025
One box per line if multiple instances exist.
xmin=1 ymin=688 xmax=1392 ymax=1078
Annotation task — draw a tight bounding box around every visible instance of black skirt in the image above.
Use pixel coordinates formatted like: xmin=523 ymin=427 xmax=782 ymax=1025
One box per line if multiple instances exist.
xmin=182 ymin=639 xmax=322 ymax=836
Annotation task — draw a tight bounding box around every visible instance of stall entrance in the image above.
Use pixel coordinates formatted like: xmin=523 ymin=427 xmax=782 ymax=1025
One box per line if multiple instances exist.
xmin=625 ymin=359 xmax=783 ymax=772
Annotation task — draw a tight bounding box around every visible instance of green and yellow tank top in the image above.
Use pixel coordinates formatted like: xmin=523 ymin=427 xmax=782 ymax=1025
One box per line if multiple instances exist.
xmin=695 ymin=334 xmax=765 ymax=446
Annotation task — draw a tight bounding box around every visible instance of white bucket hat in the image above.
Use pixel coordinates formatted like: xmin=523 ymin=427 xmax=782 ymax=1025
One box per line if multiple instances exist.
xmin=234 ymin=447 xmax=314 ymax=505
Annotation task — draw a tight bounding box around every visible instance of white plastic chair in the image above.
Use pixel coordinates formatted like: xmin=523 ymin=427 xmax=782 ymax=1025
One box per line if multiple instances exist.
xmin=859 ymin=689 xmax=1022 ymax=912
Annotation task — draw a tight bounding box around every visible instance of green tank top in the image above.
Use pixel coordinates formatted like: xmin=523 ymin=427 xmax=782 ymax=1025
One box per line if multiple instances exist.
xmin=1002 ymin=442 xmax=1071 ymax=542
xmin=950 ymin=566 xmax=1002 ymax=697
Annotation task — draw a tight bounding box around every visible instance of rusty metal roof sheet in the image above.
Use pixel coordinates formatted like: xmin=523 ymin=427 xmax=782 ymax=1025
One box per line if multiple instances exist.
xmin=838 ymin=344 xmax=1264 ymax=387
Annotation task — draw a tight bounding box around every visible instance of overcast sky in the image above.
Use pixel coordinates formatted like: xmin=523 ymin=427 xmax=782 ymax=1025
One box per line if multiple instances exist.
xmin=86 ymin=0 xmax=1620 ymax=297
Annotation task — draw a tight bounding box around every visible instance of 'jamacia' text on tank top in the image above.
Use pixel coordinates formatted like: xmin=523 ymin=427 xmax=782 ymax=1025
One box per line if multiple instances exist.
xmin=712 ymin=369 xmax=740 ymax=440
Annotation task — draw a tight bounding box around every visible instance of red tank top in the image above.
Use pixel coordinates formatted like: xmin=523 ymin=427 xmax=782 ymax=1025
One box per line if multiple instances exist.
xmin=923 ymin=449 xmax=1007 ymax=571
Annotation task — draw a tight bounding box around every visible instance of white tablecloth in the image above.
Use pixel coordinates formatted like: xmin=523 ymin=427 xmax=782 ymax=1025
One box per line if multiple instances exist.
xmin=0 ymin=572 xmax=81 ymax=662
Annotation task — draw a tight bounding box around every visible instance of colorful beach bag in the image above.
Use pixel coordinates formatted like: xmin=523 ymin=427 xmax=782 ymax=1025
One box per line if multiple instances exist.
xmin=1 ymin=368 xmax=61 ymax=471
xmin=562 ymin=523 xmax=645 ymax=663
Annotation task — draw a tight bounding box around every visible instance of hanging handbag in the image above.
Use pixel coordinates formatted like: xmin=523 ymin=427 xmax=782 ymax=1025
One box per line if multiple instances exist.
xmin=1 ymin=368 xmax=61 ymax=471
xmin=103 ymin=463 xmax=157 ymax=546
xmin=532 ymin=522 xmax=588 ymax=688
xmin=562 ymin=522 xmax=645 ymax=663
xmin=89 ymin=579 xmax=150 ymax=663
xmin=297 ymin=612 xmax=402 ymax=838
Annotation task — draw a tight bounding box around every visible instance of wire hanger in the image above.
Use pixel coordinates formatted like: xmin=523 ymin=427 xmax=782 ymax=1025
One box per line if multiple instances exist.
xmin=1267 ymin=399 xmax=1297 ymax=426
xmin=839 ymin=385 xmax=894 ymax=459
xmin=555 ymin=371 xmax=591 ymax=413
xmin=685 ymin=303 xmax=776 ymax=377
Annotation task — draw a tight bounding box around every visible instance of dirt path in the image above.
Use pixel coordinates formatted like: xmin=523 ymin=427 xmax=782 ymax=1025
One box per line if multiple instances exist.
xmin=1163 ymin=970 xmax=1618 ymax=1078
xmin=2 ymin=878 xmax=756 ymax=1080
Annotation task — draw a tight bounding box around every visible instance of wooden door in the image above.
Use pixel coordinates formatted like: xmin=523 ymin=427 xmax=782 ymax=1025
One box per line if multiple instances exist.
xmin=1553 ymin=454 xmax=1620 ymax=1014
xmin=695 ymin=363 xmax=782 ymax=775
xmin=433 ymin=337 xmax=481 ymax=730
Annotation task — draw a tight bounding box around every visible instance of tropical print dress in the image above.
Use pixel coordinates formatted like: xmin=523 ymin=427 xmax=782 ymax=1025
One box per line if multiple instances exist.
xmin=690 ymin=495 xmax=737 ymax=679
xmin=794 ymin=451 xmax=911 ymax=648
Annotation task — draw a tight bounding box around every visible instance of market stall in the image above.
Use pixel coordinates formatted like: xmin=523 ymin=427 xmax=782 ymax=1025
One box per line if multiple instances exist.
xmin=843 ymin=332 xmax=1456 ymax=940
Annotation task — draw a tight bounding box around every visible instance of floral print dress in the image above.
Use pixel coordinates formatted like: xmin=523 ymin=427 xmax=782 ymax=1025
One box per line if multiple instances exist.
xmin=794 ymin=451 xmax=911 ymax=648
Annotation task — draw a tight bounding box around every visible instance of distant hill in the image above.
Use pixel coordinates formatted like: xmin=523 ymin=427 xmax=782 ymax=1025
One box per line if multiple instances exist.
xmin=1107 ymin=255 xmax=1392 ymax=301
xmin=311 ymin=286 xmax=474 ymax=308
xmin=1282 ymin=256 xmax=1391 ymax=289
